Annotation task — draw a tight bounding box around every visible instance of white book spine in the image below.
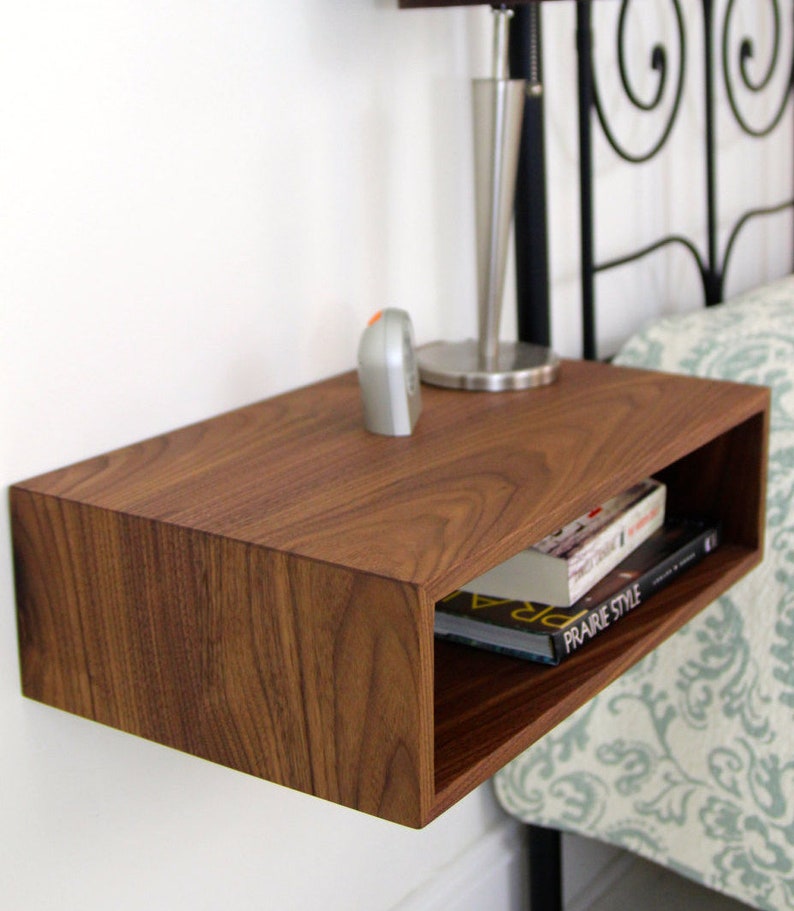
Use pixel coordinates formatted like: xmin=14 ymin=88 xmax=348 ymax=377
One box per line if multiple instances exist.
xmin=565 ymin=483 xmax=666 ymax=602
xmin=463 ymin=480 xmax=666 ymax=606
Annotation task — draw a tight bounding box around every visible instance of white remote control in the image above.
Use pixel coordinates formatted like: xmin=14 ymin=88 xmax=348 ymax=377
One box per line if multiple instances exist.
xmin=357 ymin=308 xmax=422 ymax=436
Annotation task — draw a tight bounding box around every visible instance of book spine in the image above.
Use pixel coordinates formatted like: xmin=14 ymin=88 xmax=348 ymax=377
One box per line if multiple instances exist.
xmin=551 ymin=524 xmax=720 ymax=662
xmin=433 ymin=631 xmax=559 ymax=667
xmin=567 ymin=482 xmax=666 ymax=603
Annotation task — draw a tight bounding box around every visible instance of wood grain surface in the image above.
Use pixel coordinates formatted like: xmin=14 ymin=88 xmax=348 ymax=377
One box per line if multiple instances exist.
xmin=10 ymin=360 xmax=769 ymax=826
xmin=15 ymin=361 xmax=768 ymax=599
xmin=12 ymin=489 xmax=435 ymax=825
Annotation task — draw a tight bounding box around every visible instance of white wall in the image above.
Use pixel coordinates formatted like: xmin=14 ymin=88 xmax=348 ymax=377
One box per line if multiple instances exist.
xmin=2 ymin=2 xmax=792 ymax=910
xmin=0 ymin=4 xmax=523 ymax=910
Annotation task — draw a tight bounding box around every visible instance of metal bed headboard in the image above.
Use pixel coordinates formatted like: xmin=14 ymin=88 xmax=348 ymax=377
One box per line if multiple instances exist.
xmin=512 ymin=0 xmax=794 ymax=362
xmin=509 ymin=3 xmax=794 ymax=906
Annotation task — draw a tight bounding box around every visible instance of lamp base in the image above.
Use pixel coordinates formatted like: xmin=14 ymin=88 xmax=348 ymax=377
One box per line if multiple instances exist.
xmin=417 ymin=339 xmax=559 ymax=392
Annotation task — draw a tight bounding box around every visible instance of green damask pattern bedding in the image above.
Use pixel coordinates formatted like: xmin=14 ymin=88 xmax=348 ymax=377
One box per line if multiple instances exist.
xmin=494 ymin=275 xmax=794 ymax=911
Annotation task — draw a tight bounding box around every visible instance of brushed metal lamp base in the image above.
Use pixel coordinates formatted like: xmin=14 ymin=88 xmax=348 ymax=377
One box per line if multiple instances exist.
xmin=417 ymin=339 xmax=559 ymax=392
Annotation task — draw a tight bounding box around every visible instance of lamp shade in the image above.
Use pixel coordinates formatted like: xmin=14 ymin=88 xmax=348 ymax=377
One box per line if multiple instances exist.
xmin=398 ymin=1 xmax=559 ymax=7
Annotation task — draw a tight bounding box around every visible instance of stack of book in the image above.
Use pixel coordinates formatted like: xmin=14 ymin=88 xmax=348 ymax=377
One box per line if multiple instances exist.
xmin=434 ymin=479 xmax=720 ymax=665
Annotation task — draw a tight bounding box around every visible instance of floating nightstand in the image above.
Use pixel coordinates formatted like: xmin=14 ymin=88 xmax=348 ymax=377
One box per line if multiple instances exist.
xmin=10 ymin=360 xmax=768 ymax=826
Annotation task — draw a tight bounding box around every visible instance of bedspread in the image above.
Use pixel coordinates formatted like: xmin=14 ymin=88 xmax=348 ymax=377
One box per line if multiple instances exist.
xmin=494 ymin=276 xmax=794 ymax=911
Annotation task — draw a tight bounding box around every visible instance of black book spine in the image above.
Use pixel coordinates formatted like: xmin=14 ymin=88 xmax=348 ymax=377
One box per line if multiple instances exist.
xmin=547 ymin=524 xmax=720 ymax=663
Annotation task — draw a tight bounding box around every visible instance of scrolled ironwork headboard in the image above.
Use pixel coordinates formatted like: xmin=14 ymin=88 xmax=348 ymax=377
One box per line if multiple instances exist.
xmin=514 ymin=0 xmax=794 ymax=361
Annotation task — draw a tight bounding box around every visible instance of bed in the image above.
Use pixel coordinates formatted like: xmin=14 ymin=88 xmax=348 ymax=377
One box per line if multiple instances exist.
xmin=494 ymin=3 xmax=794 ymax=910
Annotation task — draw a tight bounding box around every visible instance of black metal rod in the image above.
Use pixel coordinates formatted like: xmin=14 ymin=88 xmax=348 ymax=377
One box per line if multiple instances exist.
xmin=510 ymin=4 xmax=551 ymax=347
xmin=527 ymin=824 xmax=563 ymax=911
xmin=577 ymin=0 xmax=597 ymax=361
xmin=702 ymin=0 xmax=723 ymax=303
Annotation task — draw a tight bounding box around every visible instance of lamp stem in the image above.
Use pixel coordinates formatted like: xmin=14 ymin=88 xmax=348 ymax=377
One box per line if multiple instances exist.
xmin=475 ymin=7 xmax=524 ymax=370
xmin=492 ymin=7 xmax=513 ymax=80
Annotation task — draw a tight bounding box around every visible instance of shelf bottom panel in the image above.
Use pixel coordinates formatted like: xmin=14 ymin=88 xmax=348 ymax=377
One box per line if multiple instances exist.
xmin=430 ymin=543 xmax=760 ymax=821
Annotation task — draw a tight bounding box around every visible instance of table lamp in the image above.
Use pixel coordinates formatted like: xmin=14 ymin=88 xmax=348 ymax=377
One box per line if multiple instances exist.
xmin=400 ymin=0 xmax=560 ymax=391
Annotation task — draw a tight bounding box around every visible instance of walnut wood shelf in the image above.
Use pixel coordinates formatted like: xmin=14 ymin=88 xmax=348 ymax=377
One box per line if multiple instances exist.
xmin=10 ymin=359 xmax=768 ymax=828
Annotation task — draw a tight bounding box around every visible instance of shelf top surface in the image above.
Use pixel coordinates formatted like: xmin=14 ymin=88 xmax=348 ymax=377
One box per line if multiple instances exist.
xmin=16 ymin=359 xmax=768 ymax=597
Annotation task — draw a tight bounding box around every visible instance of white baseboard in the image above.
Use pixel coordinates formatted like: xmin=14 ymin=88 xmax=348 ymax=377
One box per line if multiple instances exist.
xmin=389 ymin=820 xmax=634 ymax=911
xmin=392 ymin=817 xmax=527 ymax=911
xmin=565 ymin=839 xmax=635 ymax=911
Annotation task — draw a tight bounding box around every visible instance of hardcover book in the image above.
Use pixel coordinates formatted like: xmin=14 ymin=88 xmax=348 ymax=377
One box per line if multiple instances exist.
xmin=462 ymin=478 xmax=666 ymax=606
xmin=436 ymin=518 xmax=720 ymax=665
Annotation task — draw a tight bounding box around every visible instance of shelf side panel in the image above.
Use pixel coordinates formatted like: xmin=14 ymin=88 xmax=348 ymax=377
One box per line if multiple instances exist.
xmin=11 ymin=489 xmax=435 ymax=827
xmin=660 ymin=409 xmax=768 ymax=550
